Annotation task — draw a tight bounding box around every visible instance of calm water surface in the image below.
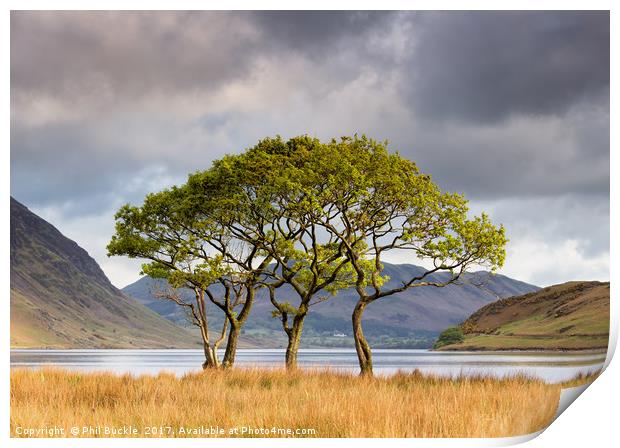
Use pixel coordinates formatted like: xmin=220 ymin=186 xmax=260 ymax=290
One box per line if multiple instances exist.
xmin=10 ymin=349 xmax=605 ymax=383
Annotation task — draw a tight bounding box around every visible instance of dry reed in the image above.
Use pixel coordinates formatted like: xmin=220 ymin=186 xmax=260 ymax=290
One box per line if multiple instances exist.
xmin=11 ymin=367 xmax=562 ymax=438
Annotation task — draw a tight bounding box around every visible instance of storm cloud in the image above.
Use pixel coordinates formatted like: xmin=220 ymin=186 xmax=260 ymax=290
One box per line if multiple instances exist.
xmin=408 ymin=11 xmax=609 ymax=123
xmin=10 ymin=11 xmax=609 ymax=287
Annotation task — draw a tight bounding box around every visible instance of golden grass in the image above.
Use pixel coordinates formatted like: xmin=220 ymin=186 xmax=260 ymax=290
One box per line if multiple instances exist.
xmin=11 ymin=367 xmax=561 ymax=438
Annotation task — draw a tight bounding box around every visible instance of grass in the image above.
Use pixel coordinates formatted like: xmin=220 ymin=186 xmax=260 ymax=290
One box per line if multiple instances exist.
xmin=11 ymin=367 xmax=564 ymax=438
xmin=442 ymin=333 xmax=609 ymax=351
xmin=496 ymin=311 xmax=609 ymax=336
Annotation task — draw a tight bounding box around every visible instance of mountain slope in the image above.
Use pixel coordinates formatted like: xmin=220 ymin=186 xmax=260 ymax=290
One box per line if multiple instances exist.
xmin=10 ymin=197 xmax=198 ymax=348
xmin=122 ymin=264 xmax=539 ymax=348
xmin=436 ymin=281 xmax=609 ymax=351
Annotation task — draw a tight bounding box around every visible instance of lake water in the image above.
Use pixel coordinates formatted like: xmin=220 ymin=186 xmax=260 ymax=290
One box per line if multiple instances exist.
xmin=10 ymin=349 xmax=605 ymax=383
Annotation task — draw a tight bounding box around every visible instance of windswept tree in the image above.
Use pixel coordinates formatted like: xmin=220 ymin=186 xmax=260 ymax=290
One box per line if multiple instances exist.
xmin=107 ymin=187 xmax=268 ymax=369
xmin=293 ymin=136 xmax=507 ymax=375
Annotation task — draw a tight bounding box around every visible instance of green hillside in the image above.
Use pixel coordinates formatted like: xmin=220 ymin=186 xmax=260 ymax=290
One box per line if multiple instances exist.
xmin=435 ymin=281 xmax=609 ymax=351
xmin=10 ymin=197 xmax=199 ymax=349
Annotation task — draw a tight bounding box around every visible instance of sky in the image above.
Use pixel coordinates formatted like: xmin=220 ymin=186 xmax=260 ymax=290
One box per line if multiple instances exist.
xmin=10 ymin=11 xmax=610 ymax=288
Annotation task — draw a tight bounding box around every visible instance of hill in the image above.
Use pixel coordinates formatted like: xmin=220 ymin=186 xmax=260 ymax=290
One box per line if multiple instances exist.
xmin=10 ymin=197 xmax=199 ymax=348
xmin=122 ymin=264 xmax=539 ymax=348
xmin=435 ymin=281 xmax=609 ymax=351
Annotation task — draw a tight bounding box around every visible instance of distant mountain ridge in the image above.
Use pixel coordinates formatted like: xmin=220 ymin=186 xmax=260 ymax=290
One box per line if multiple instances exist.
xmin=122 ymin=263 xmax=540 ymax=348
xmin=10 ymin=197 xmax=198 ymax=348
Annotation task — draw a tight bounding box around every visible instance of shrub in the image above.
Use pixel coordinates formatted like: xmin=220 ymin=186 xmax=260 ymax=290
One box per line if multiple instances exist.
xmin=433 ymin=327 xmax=465 ymax=349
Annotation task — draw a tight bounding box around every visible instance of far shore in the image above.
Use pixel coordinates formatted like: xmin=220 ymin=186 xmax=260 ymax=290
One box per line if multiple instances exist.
xmin=11 ymin=345 xmax=609 ymax=353
xmin=433 ymin=347 xmax=608 ymax=353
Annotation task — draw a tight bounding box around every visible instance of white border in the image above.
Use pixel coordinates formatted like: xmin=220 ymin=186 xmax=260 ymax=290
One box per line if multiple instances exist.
xmin=2 ymin=2 xmax=616 ymax=447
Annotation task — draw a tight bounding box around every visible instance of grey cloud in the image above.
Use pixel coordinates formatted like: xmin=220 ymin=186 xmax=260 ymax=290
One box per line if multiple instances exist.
xmin=11 ymin=11 xmax=262 ymax=102
xmin=471 ymin=194 xmax=610 ymax=258
xmin=12 ymin=10 xmax=609 ymax=121
xmin=407 ymin=11 xmax=609 ymax=123
xmin=251 ymin=11 xmax=395 ymax=56
xmin=11 ymin=116 xmax=184 ymax=216
xmin=10 ymin=11 xmax=609 ymax=286
xmin=395 ymin=100 xmax=609 ymax=200
xmin=11 ymin=11 xmax=396 ymax=108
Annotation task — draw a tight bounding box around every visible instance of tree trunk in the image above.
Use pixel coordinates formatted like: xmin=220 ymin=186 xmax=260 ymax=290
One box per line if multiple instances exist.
xmin=352 ymin=300 xmax=373 ymax=376
xmin=201 ymin=343 xmax=219 ymax=369
xmin=221 ymin=321 xmax=240 ymax=369
xmin=198 ymin=324 xmax=219 ymax=370
xmin=195 ymin=289 xmax=220 ymax=369
xmin=285 ymin=314 xmax=306 ymax=370
xmin=221 ymin=285 xmax=254 ymax=369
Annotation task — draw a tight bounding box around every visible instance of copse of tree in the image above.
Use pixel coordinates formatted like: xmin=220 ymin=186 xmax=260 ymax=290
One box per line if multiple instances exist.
xmin=108 ymin=134 xmax=506 ymax=375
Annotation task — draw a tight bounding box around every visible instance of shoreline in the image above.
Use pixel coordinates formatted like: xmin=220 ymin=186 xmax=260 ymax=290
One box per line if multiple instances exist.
xmin=434 ymin=346 xmax=609 ymax=353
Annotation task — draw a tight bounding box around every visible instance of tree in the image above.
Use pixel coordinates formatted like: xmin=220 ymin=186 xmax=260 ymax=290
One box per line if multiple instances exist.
xmin=107 ymin=187 xmax=267 ymax=369
xmin=305 ymin=136 xmax=507 ymax=375
xmin=260 ymin=241 xmax=355 ymax=369
xmin=433 ymin=327 xmax=465 ymax=349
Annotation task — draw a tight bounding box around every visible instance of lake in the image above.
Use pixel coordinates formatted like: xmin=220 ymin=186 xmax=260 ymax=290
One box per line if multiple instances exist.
xmin=10 ymin=349 xmax=605 ymax=383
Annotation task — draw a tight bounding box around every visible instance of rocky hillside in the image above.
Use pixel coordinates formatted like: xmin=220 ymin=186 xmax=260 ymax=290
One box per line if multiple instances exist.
xmin=436 ymin=281 xmax=609 ymax=351
xmin=10 ymin=197 xmax=198 ymax=348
